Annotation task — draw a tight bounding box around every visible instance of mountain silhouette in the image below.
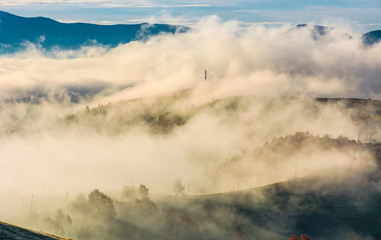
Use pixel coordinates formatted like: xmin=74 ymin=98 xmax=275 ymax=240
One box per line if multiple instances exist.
xmin=0 ymin=11 xmax=189 ymax=53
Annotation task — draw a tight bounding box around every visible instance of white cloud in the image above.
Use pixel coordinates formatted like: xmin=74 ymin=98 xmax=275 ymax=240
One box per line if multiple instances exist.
xmin=173 ymin=4 xmax=211 ymax=7
xmin=0 ymin=0 xmax=213 ymax=8
xmin=1 ymin=17 xmax=380 ymax=98
xmin=234 ymin=9 xmax=261 ymax=13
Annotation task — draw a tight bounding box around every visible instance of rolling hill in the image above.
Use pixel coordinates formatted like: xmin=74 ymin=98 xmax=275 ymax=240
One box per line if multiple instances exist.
xmin=177 ymin=138 xmax=381 ymax=239
xmin=185 ymin=171 xmax=381 ymax=239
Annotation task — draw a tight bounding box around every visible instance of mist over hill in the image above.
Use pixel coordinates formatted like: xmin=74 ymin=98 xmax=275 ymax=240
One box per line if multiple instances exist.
xmin=295 ymin=23 xmax=381 ymax=46
xmin=2 ymin=131 xmax=379 ymax=240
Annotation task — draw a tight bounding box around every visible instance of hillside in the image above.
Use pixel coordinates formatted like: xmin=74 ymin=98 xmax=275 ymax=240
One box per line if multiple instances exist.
xmin=0 ymin=220 xmax=72 ymax=240
xmin=0 ymin=11 xmax=188 ymax=53
xmin=185 ymin=149 xmax=381 ymax=239
xmin=149 ymin=132 xmax=381 ymax=240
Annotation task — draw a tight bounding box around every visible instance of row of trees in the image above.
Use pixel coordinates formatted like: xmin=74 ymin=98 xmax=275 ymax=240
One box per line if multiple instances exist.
xmin=123 ymin=180 xmax=186 ymax=198
xmin=122 ymin=184 xmax=158 ymax=213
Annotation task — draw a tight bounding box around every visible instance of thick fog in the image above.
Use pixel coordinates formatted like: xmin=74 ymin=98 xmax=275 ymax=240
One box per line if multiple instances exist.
xmin=0 ymin=17 xmax=380 ymax=201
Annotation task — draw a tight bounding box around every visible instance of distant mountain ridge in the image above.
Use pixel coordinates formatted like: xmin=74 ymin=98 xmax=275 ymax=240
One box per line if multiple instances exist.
xmin=0 ymin=11 xmax=189 ymax=53
xmin=0 ymin=10 xmax=380 ymax=54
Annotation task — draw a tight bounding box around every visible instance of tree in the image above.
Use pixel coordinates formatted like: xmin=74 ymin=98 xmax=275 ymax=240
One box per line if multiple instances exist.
xmin=88 ymin=189 xmax=116 ymax=218
xmin=54 ymin=209 xmax=66 ymax=235
xmin=135 ymin=184 xmax=158 ymax=213
xmin=173 ymin=180 xmax=185 ymax=195
xmin=137 ymin=184 xmax=149 ymax=199
xmin=44 ymin=209 xmax=72 ymax=236
xmin=122 ymin=185 xmax=137 ymax=201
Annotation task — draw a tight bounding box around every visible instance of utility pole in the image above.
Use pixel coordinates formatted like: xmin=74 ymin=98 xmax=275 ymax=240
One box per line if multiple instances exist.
xmin=369 ymin=132 xmax=374 ymax=143
xmin=30 ymin=194 xmax=34 ymax=214
xmin=130 ymin=177 xmax=133 ymax=187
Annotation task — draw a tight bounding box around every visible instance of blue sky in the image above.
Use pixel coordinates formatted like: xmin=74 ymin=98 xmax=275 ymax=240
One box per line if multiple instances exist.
xmin=0 ymin=0 xmax=380 ymax=31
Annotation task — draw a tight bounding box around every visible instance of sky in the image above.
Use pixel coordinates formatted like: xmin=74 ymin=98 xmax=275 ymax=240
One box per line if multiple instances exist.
xmin=0 ymin=0 xmax=380 ymax=32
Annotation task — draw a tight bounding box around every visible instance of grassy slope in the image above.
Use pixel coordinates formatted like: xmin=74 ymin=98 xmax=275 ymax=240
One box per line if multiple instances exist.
xmin=0 ymin=220 xmax=72 ymax=240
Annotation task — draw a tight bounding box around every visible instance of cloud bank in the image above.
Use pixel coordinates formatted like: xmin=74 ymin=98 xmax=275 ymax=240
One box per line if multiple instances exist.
xmin=0 ymin=18 xmax=380 ymax=198
xmin=2 ymin=18 xmax=381 ymax=100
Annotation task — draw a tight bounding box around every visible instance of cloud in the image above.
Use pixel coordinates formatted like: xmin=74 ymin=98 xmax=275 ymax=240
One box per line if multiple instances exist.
xmin=173 ymin=4 xmax=211 ymax=7
xmin=234 ymin=9 xmax=261 ymax=13
xmin=0 ymin=0 xmax=213 ymax=8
